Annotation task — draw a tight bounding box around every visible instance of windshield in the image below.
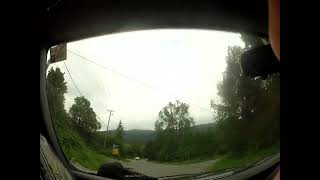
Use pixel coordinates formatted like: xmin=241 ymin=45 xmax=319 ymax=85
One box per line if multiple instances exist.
xmin=46 ymin=29 xmax=279 ymax=179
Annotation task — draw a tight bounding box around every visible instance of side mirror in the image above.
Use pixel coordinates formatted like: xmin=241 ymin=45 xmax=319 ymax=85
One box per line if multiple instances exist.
xmin=240 ymin=45 xmax=280 ymax=79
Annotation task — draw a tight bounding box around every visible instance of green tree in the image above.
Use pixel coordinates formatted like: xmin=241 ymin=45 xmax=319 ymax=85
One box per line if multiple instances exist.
xmin=47 ymin=67 xmax=68 ymax=126
xmin=69 ymin=96 xmax=102 ymax=140
xmin=115 ymin=120 xmax=124 ymax=140
xmin=46 ymin=67 xmax=84 ymax=151
xmin=210 ymin=34 xmax=280 ymax=154
xmin=210 ymin=45 xmax=259 ymax=153
xmin=149 ymin=101 xmax=196 ymax=161
xmin=155 ymin=100 xmax=195 ymax=136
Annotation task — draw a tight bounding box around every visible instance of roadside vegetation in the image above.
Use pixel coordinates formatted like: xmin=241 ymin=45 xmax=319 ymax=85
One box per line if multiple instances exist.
xmin=209 ymin=145 xmax=279 ymax=172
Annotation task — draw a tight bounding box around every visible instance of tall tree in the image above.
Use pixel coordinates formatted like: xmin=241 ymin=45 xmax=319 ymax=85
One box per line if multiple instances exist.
xmin=46 ymin=67 xmax=83 ymax=150
xmin=69 ymin=96 xmax=102 ymax=139
xmin=115 ymin=120 xmax=124 ymax=140
xmin=210 ymin=34 xmax=280 ymax=153
xmin=155 ymin=100 xmax=195 ymax=136
xmin=47 ymin=67 xmax=68 ymax=125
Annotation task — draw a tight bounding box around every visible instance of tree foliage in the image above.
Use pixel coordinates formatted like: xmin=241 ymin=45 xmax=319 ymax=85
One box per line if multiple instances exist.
xmin=46 ymin=67 xmax=84 ymax=151
xmin=143 ymin=100 xmax=198 ymax=161
xmin=210 ymin=34 xmax=280 ymax=154
xmin=155 ymin=100 xmax=195 ymax=136
xmin=47 ymin=67 xmax=68 ymax=125
xmin=115 ymin=120 xmax=124 ymax=140
xmin=69 ymin=96 xmax=102 ymax=139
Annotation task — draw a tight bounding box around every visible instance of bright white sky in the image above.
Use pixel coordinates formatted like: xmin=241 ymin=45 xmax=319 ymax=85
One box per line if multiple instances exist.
xmin=48 ymin=29 xmax=244 ymax=131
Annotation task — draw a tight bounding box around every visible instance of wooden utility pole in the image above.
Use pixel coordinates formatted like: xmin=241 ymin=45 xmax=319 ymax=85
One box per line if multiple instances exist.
xmin=104 ymin=109 xmax=114 ymax=148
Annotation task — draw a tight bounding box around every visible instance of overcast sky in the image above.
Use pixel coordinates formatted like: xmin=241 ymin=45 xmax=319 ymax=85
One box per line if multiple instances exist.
xmin=48 ymin=29 xmax=244 ymax=131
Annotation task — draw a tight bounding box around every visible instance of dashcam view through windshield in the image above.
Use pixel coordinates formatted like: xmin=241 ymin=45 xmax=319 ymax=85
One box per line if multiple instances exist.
xmin=46 ymin=29 xmax=279 ymax=179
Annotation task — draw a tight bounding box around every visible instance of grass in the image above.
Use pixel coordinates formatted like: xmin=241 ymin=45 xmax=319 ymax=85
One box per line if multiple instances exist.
xmin=65 ymin=146 xmax=111 ymax=171
xmin=56 ymin=128 xmax=130 ymax=171
xmin=208 ymin=146 xmax=279 ymax=172
xmin=64 ymin=146 xmax=131 ymax=171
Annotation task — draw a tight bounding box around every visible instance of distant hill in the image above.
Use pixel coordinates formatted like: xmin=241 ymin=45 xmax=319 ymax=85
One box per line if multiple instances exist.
xmin=98 ymin=129 xmax=156 ymax=144
xmin=191 ymin=123 xmax=214 ymax=133
xmin=123 ymin=129 xmax=156 ymax=144
xmin=98 ymin=123 xmax=214 ymax=144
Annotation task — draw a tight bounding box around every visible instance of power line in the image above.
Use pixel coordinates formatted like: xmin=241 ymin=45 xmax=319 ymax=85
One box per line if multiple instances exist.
xmin=68 ymin=49 xmax=214 ymax=114
xmin=96 ymin=115 xmax=108 ymax=127
xmin=67 ymin=50 xmax=165 ymax=93
xmin=66 ymin=50 xmax=122 ymax=116
xmin=101 ymin=77 xmax=111 ymax=98
xmin=63 ymin=60 xmax=120 ymax=129
xmin=67 ymin=49 xmax=215 ymax=114
xmin=63 ymin=60 xmax=83 ymax=97
xmin=62 ymin=60 xmax=110 ymax=127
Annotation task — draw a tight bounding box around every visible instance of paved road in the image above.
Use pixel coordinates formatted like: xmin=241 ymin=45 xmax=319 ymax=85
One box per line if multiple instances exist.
xmin=121 ymin=159 xmax=220 ymax=178
xmin=72 ymin=158 xmax=220 ymax=178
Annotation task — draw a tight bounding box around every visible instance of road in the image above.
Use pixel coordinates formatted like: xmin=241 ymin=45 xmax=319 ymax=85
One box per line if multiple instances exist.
xmin=121 ymin=159 xmax=219 ymax=178
xmin=72 ymin=158 xmax=220 ymax=178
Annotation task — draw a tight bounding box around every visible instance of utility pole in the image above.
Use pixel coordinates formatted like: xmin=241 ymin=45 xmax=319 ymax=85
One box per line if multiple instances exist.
xmin=104 ymin=109 xmax=114 ymax=148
